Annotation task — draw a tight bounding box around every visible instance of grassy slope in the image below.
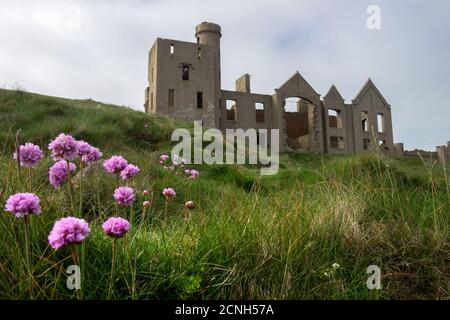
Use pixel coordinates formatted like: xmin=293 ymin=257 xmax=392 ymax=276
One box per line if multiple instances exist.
xmin=0 ymin=88 xmax=449 ymax=299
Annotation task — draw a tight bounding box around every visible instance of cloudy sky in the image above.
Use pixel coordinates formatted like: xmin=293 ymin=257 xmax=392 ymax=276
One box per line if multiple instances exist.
xmin=1 ymin=0 xmax=449 ymax=150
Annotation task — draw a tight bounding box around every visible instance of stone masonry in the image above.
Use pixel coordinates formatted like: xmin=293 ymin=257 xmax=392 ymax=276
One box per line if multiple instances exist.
xmin=144 ymin=22 xmax=396 ymax=154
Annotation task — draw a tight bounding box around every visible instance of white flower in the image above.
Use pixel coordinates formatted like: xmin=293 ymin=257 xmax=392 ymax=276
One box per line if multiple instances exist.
xmin=332 ymin=263 xmax=340 ymax=269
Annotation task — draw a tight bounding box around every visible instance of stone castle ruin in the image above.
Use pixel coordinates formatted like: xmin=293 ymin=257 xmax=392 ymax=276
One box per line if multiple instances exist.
xmin=144 ymin=22 xmax=447 ymax=161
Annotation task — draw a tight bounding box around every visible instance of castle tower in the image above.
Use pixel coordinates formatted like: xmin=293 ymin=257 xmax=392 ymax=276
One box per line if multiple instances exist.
xmin=195 ymin=22 xmax=222 ymax=128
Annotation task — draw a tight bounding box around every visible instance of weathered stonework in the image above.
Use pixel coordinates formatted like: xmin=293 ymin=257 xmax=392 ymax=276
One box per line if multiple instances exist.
xmin=144 ymin=22 xmax=396 ymax=154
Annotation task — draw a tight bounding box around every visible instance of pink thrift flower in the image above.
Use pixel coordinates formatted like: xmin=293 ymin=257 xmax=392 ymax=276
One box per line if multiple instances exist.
xmin=143 ymin=200 xmax=151 ymax=208
xmin=83 ymin=146 xmax=102 ymax=164
xmin=48 ymin=217 xmax=90 ymax=250
xmin=103 ymin=155 xmax=128 ymax=174
xmin=185 ymin=201 xmax=195 ymax=210
xmin=162 ymin=187 xmax=176 ymax=198
xmin=102 ymin=217 xmax=130 ymax=238
xmin=5 ymin=193 xmax=41 ymax=218
xmin=114 ymin=186 xmax=135 ymax=206
xmin=189 ymin=170 xmax=200 ymax=179
xmin=13 ymin=143 xmax=44 ymax=167
xmin=120 ymin=164 xmax=140 ymax=180
xmin=49 ymin=160 xmax=76 ymax=188
xmin=48 ymin=133 xmax=79 ymax=161
xmin=77 ymin=140 xmax=92 ymax=157
xmin=142 ymin=190 xmax=150 ymax=196
xmin=77 ymin=141 xmax=103 ymax=164
xmin=160 ymin=154 xmax=169 ymax=163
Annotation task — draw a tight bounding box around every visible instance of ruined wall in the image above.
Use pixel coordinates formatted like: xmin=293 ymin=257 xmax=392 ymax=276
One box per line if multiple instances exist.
xmin=351 ymin=80 xmax=394 ymax=154
xmin=322 ymin=86 xmax=352 ymax=154
xmin=436 ymin=141 xmax=450 ymax=167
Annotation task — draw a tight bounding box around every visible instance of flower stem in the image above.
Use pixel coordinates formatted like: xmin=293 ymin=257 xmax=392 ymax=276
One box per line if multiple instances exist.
xmin=79 ymin=159 xmax=83 ymax=216
xmin=108 ymin=239 xmax=117 ymax=300
xmin=125 ymin=236 xmax=136 ymax=299
xmin=66 ymin=161 xmax=76 ymax=215
xmin=23 ymin=216 xmax=34 ymax=299
xmin=71 ymin=246 xmax=81 ymax=300
xmin=28 ymin=166 xmax=32 ymax=192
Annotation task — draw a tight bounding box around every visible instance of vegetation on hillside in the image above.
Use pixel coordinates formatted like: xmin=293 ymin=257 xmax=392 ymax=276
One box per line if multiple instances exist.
xmin=0 ymin=89 xmax=449 ymax=299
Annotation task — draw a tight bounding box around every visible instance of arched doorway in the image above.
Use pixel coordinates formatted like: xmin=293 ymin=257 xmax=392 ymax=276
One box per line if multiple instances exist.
xmin=283 ymin=96 xmax=316 ymax=150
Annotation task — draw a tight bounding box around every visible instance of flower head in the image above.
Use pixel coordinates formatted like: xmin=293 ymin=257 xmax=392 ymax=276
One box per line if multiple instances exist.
xmin=49 ymin=160 xmax=76 ymax=188
xmin=189 ymin=170 xmax=200 ymax=179
xmin=77 ymin=140 xmax=92 ymax=157
xmin=114 ymin=186 xmax=135 ymax=206
xmin=5 ymin=193 xmax=41 ymax=218
xmin=143 ymin=200 xmax=151 ymax=208
xmin=142 ymin=190 xmax=150 ymax=196
xmin=102 ymin=217 xmax=130 ymax=238
xmin=48 ymin=133 xmax=79 ymax=161
xmin=160 ymin=154 xmax=169 ymax=164
xmin=103 ymin=155 xmax=128 ymax=174
xmin=13 ymin=143 xmax=44 ymax=167
xmin=162 ymin=187 xmax=176 ymax=198
xmin=120 ymin=164 xmax=140 ymax=180
xmin=185 ymin=200 xmax=195 ymax=210
xmin=83 ymin=146 xmax=102 ymax=164
xmin=332 ymin=263 xmax=340 ymax=269
xmin=48 ymin=217 xmax=90 ymax=250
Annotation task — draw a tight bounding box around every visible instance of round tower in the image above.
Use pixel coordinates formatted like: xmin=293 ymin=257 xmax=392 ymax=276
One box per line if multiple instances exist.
xmin=195 ymin=22 xmax=221 ymax=48
xmin=195 ymin=22 xmax=222 ymax=128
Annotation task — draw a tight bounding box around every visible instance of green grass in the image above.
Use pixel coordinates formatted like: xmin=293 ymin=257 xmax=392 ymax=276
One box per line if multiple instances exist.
xmin=0 ymin=88 xmax=449 ymax=300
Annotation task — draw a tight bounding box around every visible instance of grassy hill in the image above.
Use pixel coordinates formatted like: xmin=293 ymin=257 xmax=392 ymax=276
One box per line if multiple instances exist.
xmin=0 ymin=88 xmax=449 ymax=299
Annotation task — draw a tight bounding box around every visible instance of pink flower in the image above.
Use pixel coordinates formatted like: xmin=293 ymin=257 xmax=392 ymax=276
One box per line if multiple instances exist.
xmin=13 ymin=143 xmax=44 ymax=167
xmin=160 ymin=154 xmax=169 ymax=163
xmin=114 ymin=186 xmax=135 ymax=206
xmin=103 ymin=155 xmax=128 ymax=174
xmin=77 ymin=141 xmax=102 ymax=164
xmin=48 ymin=133 xmax=79 ymax=161
xmin=143 ymin=200 xmax=151 ymax=208
xmin=83 ymin=146 xmax=102 ymax=164
xmin=189 ymin=170 xmax=200 ymax=179
xmin=162 ymin=187 xmax=176 ymax=198
xmin=102 ymin=217 xmax=130 ymax=238
xmin=5 ymin=193 xmax=41 ymax=218
xmin=185 ymin=201 xmax=195 ymax=210
xmin=49 ymin=160 xmax=76 ymax=188
xmin=142 ymin=190 xmax=150 ymax=196
xmin=77 ymin=140 xmax=92 ymax=157
xmin=48 ymin=217 xmax=90 ymax=250
xmin=120 ymin=164 xmax=140 ymax=180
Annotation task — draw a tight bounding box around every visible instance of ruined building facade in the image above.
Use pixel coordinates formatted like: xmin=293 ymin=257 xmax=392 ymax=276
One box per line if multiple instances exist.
xmin=144 ymin=22 xmax=395 ymax=154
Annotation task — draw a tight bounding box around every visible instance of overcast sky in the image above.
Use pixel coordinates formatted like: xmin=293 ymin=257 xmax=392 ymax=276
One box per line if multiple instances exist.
xmin=1 ymin=0 xmax=449 ymax=150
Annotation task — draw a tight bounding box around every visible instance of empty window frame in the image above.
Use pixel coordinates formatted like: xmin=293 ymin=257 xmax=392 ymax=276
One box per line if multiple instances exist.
xmin=150 ymin=92 xmax=153 ymax=110
xmin=170 ymin=44 xmax=174 ymax=55
xmin=197 ymin=92 xmax=203 ymax=109
xmin=181 ymin=65 xmax=190 ymax=80
xmin=197 ymin=47 xmax=202 ymax=59
xmin=255 ymin=102 xmax=265 ymax=123
xmin=377 ymin=113 xmax=385 ymax=133
xmin=361 ymin=111 xmax=369 ymax=132
xmin=168 ymin=89 xmax=175 ymax=107
xmin=151 ymin=68 xmax=154 ymax=83
xmin=226 ymin=99 xmax=237 ymax=121
xmin=328 ymin=109 xmax=343 ymax=128
xmin=330 ymin=136 xmax=344 ymax=149
xmin=363 ymin=138 xmax=371 ymax=150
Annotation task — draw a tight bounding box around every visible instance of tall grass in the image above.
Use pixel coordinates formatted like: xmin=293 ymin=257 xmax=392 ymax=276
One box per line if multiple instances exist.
xmin=0 ymin=88 xmax=449 ymax=299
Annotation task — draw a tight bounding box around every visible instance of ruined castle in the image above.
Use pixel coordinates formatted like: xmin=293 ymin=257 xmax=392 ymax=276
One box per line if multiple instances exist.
xmin=144 ymin=22 xmax=396 ymax=154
